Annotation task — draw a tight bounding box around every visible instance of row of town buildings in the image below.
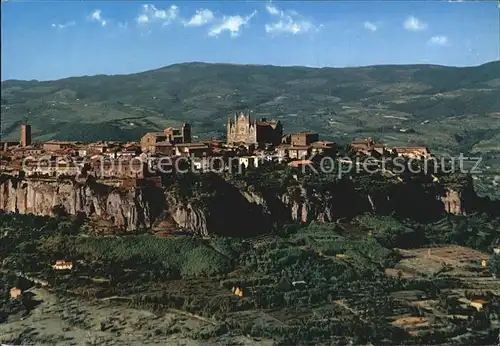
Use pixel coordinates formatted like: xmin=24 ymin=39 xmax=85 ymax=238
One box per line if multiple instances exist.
xmin=0 ymin=114 xmax=430 ymax=185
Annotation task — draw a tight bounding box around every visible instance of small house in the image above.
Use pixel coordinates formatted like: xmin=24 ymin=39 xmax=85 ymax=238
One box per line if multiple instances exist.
xmin=10 ymin=287 xmax=22 ymax=299
xmin=175 ymin=143 xmax=211 ymax=158
xmin=287 ymin=160 xmax=313 ymax=168
xmin=470 ymin=299 xmax=489 ymax=311
xmin=231 ymin=286 xmax=244 ymax=297
xmin=52 ymin=260 xmax=73 ymax=270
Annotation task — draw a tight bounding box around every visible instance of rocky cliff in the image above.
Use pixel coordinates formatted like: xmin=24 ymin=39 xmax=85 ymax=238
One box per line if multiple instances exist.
xmin=0 ymin=173 xmax=495 ymax=235
xmin=0 ymin=176 xmax=155 ymax=231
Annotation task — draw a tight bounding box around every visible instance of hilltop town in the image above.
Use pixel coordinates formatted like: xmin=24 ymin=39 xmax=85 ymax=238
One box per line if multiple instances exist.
xmin=0 ymin=112 xmax=431 ymax=187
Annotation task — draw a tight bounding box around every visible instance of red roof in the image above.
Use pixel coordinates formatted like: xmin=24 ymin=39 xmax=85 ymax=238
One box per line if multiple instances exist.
xmin=288 ymin=160 xmax=313 ymax=167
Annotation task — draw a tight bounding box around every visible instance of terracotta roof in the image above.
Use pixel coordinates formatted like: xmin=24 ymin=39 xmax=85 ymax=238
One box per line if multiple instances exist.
xmin=394 ymin=147 xmax=429 ymax=151
xmin=256 ymin=120 xmax=279 ymax=126
xmin=288 ymin=160 xmax=313 ymax=167
xmin=176 ymin=142 xmax=208 ymax=148
xmin=143 ymin=132 xmax=167 ymax=137
xmin=44 ymin=141 xmax=76 ymax=145
xmin=277 ymin=144 xmax=310 ymax=150
xmin=311 ymin=141 xmax=335 ymax=148
xmin=154 ymin=141 xmax=173 ymax=147
xmin=471 ymin=299 xmax=489 ymax=305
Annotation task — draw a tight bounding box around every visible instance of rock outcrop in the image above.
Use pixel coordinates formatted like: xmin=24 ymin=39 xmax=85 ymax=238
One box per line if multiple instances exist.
xmin=1 ymin=173 xmax=496 ymax=235
xmin=170 ymin=203 xmax=209 ymax=237
xmin=441 ymin=188 xmax=465 ymax=215
xmin=0 ymin=176 xmax=155 ymax=231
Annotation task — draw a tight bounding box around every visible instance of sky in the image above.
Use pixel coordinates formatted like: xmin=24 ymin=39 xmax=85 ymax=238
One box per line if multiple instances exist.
xmin=1 ymin=0 xmax=499 ymax=81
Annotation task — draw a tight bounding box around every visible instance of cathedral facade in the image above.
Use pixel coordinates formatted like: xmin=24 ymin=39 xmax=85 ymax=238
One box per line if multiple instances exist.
xmin=226 ymin=112 xmax=283 ymax=147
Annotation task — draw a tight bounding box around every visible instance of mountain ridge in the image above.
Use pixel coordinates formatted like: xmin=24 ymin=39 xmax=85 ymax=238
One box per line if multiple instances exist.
xmin=1 ymin=60 xmax=499 ymax=156
xmin=3 ymin=60 xmax=499 ymax=83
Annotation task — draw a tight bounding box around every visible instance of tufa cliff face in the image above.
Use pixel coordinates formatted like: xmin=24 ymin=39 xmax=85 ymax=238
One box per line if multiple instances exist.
xmin=1 ymin=173 xmax=495 ymax=235
xmin=441 ymin=188 xmax=465 ymax=215
xmin=0 ymin=176 xmax=154 ymax=231
xmin=236 ymin=174 xmax=497 ymax=225
xmin=0 ymin=174 xmax=273 ymax=236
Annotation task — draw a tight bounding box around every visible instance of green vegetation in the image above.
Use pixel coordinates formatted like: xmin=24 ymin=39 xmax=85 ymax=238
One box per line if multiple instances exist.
xmin=75 ymin=236 xmax=232 ymax=278
xmin=1 ymin=211 xmax=499 ymax=344
xmin=0 ymin=273 xmax=29 ymax=323
xmin=489 ymin=253 xmax=500 ymax=277
xmin=2 ymin=61 xmax=499 ymax=156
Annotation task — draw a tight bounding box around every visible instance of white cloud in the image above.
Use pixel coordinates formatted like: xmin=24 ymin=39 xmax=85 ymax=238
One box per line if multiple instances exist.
xmin=136 ymin=4 xmax=179 ymax=25
xmin=208 ymin=10 xmax=256 ymax=37
xmin=264 ymin=3 xmax=318 ymax=35
xmin=51 ymin=21 xmax=76 ymax=29
xmin=185 ymin=9 xmax=214 ymax=27
xmin=265 ymin=4 xmax=281 ymax=16
xmin=89 ymin=9 xmax=107 ymax=26
xmin=404 ymin=16 xmax=427 ymax=31
xmin=137 ymin=14 xmax=149 ymax=24
xmin=363 ymin=21 xmax=378 ymax=32
xmin=428 ymin=35 xmax=449 ymax=46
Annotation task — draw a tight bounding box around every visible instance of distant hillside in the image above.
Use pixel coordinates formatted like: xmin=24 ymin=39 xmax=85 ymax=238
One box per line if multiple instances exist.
xmin=1 ymin=61 xmax=500 ymax=154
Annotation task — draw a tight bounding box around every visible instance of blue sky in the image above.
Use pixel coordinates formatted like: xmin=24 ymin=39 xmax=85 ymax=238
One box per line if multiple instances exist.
xmin=2 ymin=0 xmax=499 ymax=81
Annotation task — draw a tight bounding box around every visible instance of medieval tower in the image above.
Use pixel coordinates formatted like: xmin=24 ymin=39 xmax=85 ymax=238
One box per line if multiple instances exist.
xmin=20 ymin=123 xmax=31 ymax=147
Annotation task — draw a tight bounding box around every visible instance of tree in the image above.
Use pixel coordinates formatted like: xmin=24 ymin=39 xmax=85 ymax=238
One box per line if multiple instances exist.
xmin=52 ymin=204 xmax=68 ymax=218
xmin=487 ymin=254 xmax=500 ymax=278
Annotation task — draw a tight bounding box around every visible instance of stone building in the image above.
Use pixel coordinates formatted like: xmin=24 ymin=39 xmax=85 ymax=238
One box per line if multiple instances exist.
xmin=141 ymin=132 xmax=168 ymax=153
xmin=52 ymin=260 xmax=73 ymax=270
xmin=175 ymin=143 xmax=211 ymax=157
xmin=20 ymin=123 xmax=31 ymax=147
xmin=90 ymin=159 xmax=150 ymax=179
xmin=10 ymin=287 xmax=22 ymax=299
xmin=154 ymin=141 xmax=175 ymax=156
xmin=165 ymin=123 xmax=191 ymax=144
xmin=42 ymin=141 xmax=77 ymax=152
xmin=141 ymin=124 xmax=192 ymax=153
xmin=350 ymin=138 xmax=375 ymax=154
xmin=393 ymin=147 xmax=430 ymax=159
xmin=290 ymin=132 xmax=319 ymax=146
xmin=277 ymin=144 xmax=311 ymax=160
xmin=311 ymin=141 xmax=337 ymax=157
xmin=11 ymin=146 xmax=44 ymax=157
xmin=1 ymin=141 xmax=19 ymax=151
xmin=227 ymin=112 xmax=283 ymax=147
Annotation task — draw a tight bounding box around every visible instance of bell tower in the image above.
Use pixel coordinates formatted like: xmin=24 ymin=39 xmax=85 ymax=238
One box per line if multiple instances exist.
xmin=20 ymin=122 xmax=32 ymax=147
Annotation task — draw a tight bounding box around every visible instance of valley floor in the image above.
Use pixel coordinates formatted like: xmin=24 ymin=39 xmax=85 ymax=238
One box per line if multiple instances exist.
xmin=0 ymin=287 xmax=272 ymax=346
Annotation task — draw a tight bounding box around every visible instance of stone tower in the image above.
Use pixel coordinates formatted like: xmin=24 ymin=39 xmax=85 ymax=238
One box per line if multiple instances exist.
xmin=20 ymin=123 xmax=31 ymax=147
xmin=182 ymin=123 xmax=192 ymax=143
